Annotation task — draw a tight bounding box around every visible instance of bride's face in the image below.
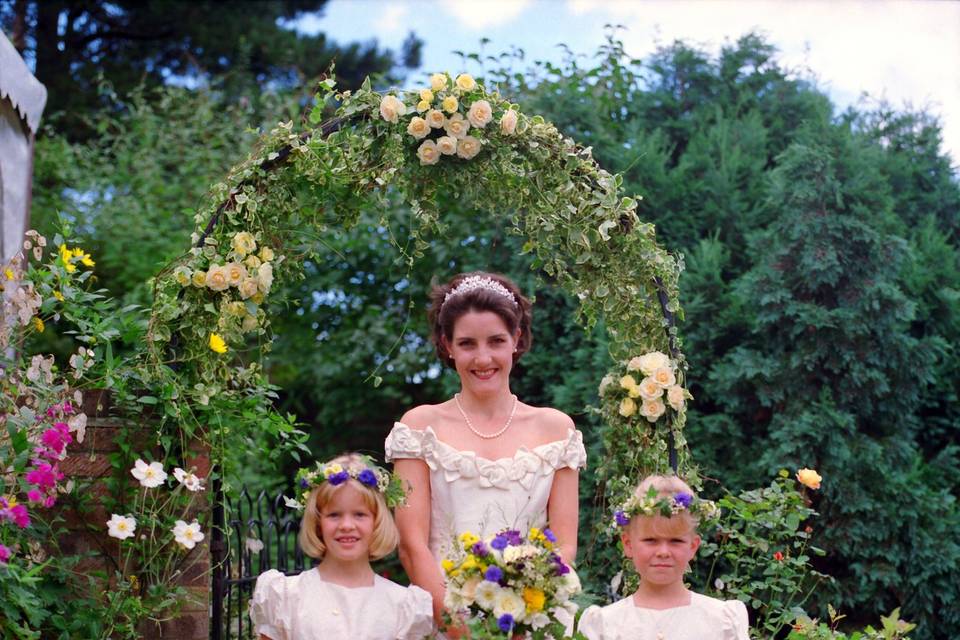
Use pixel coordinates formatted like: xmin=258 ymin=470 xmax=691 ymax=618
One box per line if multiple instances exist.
xmin=446 ymin=310 xmax=519 ymax=392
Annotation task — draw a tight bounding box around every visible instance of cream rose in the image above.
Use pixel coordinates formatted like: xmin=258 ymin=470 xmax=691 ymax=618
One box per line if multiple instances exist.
xmin=442 ymin=95 xmax=459 ymax=113
xmin=796 ymin=468 xmax=822 ymax=490
xmin=619 ymin=374 xmax=637 ymax=390
xmin=639 ymin=377 xmax=663 ymax=400
xmin=191 ymin=270 xmax=207 ymax=287
xmin=225 ymin=262 xmax=248 ymax=287
xmin=444 ymin=113 xmax=471 ymax=139
xmin=636 ymin=351 xmax=672 ymax=376
xmin=437 ymin=136 xmax=458 ymax=155
xmin=430 ymin=73 xmax=447 ymax=91
xmin=417 ymin=139 xmax=440 ymax=165
xmin=456 ymin=135 xmax=481 ymax=160
xmin=406 ymin=116 xmax=430 ymax=140
xmin=259 ymin=246 xmax=275 ymax=262
xmin=667 ymin=385 xmax=686 ymax=411
xmin=379 ymin=95 xmax=406 ymax=123
xmin=173 ymin=266 xmax=192 ymax=286
xmin=244 ymin=255 xmax=262 ymax=270
xmin=652 ymin=367 xmax=676 ymax=388
xmin=500 ymin=109 xmax=518 ymax=135
xmin=242 ymin=313 xmax=259 ymax=333
xmin=640 ymin=398 xmax=666 ymax=423
xmin=466 ymin=99 xmax=493 ymax=128
xmin=257 ymin=262 xmax=274 ymax=293
xmin=239 ymin=277 xmax=260 ymax=299
xmin=416 ymin=99 xmax=430 ymax=112
xmin=231 ymin=231 xmax=257 ymax=257
xmin=426 ymin=109 xmax=446 ymax=128
xmin=455 ymin=73 xmax=477 ymax=91
xmin=619 ymin=397 xmax=637 ymax=417
xmin=205 ymin=265 xmax=230 ymax=292
xmin=419 ymin=88 xmax=434 ymax=102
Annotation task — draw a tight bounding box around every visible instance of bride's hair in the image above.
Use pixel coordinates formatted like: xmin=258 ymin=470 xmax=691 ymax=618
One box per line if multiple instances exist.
xmin=428 ymin=271 xmax=533 ymax=367
xmin=299 ymin=453 xmax=399 ymax=561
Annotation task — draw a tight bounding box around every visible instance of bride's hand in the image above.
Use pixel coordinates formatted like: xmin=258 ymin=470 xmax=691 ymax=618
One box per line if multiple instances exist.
xmin=442 ymin=611 xmax=471 ymax=639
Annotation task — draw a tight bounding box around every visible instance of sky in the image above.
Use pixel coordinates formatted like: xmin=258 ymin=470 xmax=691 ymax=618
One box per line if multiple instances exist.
xmin=293 ymin=0 xmax=960 ymax=166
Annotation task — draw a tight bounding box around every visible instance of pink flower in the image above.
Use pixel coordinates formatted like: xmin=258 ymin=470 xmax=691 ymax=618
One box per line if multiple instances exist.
xmin=43 ymin=495 xmax=56 ymax=508
xmin=27 ymin=489 xmax=43 ymax=503
xmin=9 ymin=504 xmax=30 ymax=528
xmin=0 ymin=544 xmax=10 ymax=563
xmin=62 ymin=402 xmax=74 ymax=414
xmin=25 ymin=463 xmax=60 ymax=489
xmin=40 ymin=423 xmax=71 ymax=455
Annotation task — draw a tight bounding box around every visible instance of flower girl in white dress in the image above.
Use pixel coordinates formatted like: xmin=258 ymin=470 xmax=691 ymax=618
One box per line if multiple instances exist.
xmin=249 ymin=454 xmax=434 ymax=640
xmin=578 ymin=475 xmax=749 ymax=640
xmin=385 ymin=272 xmax=586 ymax=629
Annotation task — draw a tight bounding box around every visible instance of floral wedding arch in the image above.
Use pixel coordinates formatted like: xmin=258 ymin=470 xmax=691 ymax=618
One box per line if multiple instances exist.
xmin=147 ymin=71 xmax=691 ymax=507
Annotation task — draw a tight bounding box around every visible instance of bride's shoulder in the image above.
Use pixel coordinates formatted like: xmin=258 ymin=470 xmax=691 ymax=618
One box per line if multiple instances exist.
xmin=398 ymin=403 xmax=449 ymax=431
xmin=524 ymin=405 xmax=575 ymax=439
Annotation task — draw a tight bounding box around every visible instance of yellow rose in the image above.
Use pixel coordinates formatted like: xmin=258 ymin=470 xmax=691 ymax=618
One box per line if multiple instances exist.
xmin=500 ymin=109 xmax=518 ymax=135
xmin=466 ymin=99 xmax=493 ymax=128
xmin=639 ymin=377 xmax=663 ymax=400
xmin=640 ymin=398 xmax=666 ymax=423
xmin=619 ymin=397 xmax=637 ymax=417
xmin=442 ymin=95 xmax=458 ymax=113
xmin=416 ymin=99 xmax=430 ymax=113
xmin=257 ymin=262 xmax=274 ymax=294
xmin=455 ymin=135 xmax=481 ymax=160
xmin=636 ymin=351 xmax=671 ymax=376
xmin=796 ymin=468 xmax=822 ymax=490
xmin=426 ymin=109 xmax=446 ymax=129
xmin=436 ymin=135 xmax=458 ymax=156
xmin=416 ymin=140 xmax=440 ymax=166
xmin=239 ymin=278 xmax=260 ymax=300
xmin=244 ymin=255 xmax=262 ymax=270
xmin=205 ymin=265 xmax=230 ymax=292
xmin=225 ymin=262 xmax=248 ymax=287
xmin=173 ymin=266 xmax=192 ymax=286
xmin=653 ymin=367 xmax=676 ymax=388
xmin=430 ymin=73 xmax=447 ymax=91
xmin=231 ymin=231 xmax=257 ymax=257
xmin=619 ymin=375 xmax=638 ymax=391
xmin=379 ymin=95 xmax=406 ymax=123
xmin=419 ymin=88 xmax=434 ymax=102
xmin=259 ymin=246 xmax=275 ymax=262
xmin=406 ymin=116 xmax=430 ymax=140
xmin=191 ymin=270 xmax=207 ymax=287
xmin=444 ymin=113 xmax=470 ymax=139
xmin=523 ymin=587 xmax=546 ymax=613
xmin=208 ymin=333 xmax=228 ymax=354
xmin=455 ymin=73 xmax=476 ymax=91
xmin=667 ymin=385 xmax=686 ymax=411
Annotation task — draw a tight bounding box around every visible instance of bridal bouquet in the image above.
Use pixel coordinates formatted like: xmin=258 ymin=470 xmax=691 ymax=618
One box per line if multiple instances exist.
xmin=442 ymin=527 xmax=581 ymax=639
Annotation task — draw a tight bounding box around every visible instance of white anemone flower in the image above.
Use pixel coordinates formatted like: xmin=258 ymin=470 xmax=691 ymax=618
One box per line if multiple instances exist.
xmin=106 ymin=514 xmax=136 ymax=540
xmin=173 ymin=520 xmax=204 ymax=550
xmin=131 ymin=459 xmax=167 ymax=488
xmin=173 ymin=467 xmax=204 ymax=492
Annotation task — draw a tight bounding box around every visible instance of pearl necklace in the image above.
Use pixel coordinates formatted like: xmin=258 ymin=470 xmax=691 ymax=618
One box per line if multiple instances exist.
xmin=454 ymin=393 xmax=518 ymax=440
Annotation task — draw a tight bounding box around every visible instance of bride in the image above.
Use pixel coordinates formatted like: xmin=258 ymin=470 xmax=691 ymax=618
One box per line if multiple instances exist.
xmin=385 ymin=272 xmax=587 ymax=623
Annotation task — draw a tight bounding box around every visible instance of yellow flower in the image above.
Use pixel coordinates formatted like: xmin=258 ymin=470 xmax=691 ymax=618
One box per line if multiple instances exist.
xmin=442 ymin=558 xmax=456 ymax=574
xmin=208 ymin=333 xmax=228 ymax=354
xmin=416 ymin=100 xmax=430 ymax=113
xmin=523 ymin=587 xmax=546 ymax=613
xmin=191 ymin=271 xmax=207 ymax=287
xmin=619 ymin=375 xmax=638 ymax=391
xmin=324 ymin=463 xmax=344 ymax=477
xmin=3 ymin=268 xmax=14 ymax=280
xmin=442 ymin=96 xmax=458 ymax=113
xmin=796 ymin=468 xmax=822 ymax=490
xmin=4 ymin=495 xmax=18 ymax=508
xmin=460 ymin=554 xmax=479 ymax=570
xmin=419 ymin=88 xmax=434 ymax=102
xmin=455 ymin=73 xmax=476 ymax=91
xmin=459 ymin=531 xmax=480 ymax=550
xmin=33 ymin=317 xmax=45 ymax=333
xmin=259 ymin=246 xmax=275 ymax=262
xmin=231 ymin=231 xmax=257 ymax=257
xmin=619 ymin=397 xmax=637 ymax=417
xmin=430 ymin=73 xmax=447 ymax=91
xmin=59 ymin=244 xmax=76 ymax=273
xmin=53 ymin=290 xmax=64 ymax=301
xmin=529 ymin=527 xmax=544 ymax=542
xmin=71 ymin=247 xmax=95 ymax=267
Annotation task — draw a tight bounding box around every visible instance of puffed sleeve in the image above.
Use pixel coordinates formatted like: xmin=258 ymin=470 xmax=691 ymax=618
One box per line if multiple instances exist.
xmin=722 ymin=598 xmax=750 ymax=640
xmin=562 ymin=429 xmax=587 ymax=469
xmin=384 ymin=422 xmax=426 ymax=461
xmin=249 ymin=569 xmax=288 ymax=640
xmin=395 ymin=584 xmax=435 ymax=640
xmin=576 ymin=605 xmax=604 ymax=640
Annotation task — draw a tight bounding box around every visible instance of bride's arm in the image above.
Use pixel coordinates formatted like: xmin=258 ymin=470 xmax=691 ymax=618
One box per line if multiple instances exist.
xmin=547 ymin=466 xmax=579 ymax=563
xmin=394 ymin=458 xmax=447 ymax=622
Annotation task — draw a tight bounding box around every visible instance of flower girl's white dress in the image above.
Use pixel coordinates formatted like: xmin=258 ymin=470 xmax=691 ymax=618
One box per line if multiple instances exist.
xmin=578 ymin=592 xmax=750 ymax=640
xmin=384 ymin=422 xmax=587 ymax=558
xmin=249 ymin=569 xmax=434 ymax=640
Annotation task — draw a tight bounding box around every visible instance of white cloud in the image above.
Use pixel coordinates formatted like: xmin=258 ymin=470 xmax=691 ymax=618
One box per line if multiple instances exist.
xmin=438 ymin=0 xmax=533 ymax=29
xmin=375 ymin=3 xmax=410 ymax=35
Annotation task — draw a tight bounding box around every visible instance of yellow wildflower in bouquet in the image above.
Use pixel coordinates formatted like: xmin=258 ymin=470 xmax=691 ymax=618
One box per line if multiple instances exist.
xmin=442 ymin=527 xmax=581 ymax=639
xmin=599 ymin=350 xmax=691 ymax=427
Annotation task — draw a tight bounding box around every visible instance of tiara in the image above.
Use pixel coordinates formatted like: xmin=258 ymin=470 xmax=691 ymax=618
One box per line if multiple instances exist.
xmin=287 ymin=455 xmax=406 ymax=510
xmin=613 ymin=486 xmax=720 ymax=528
xmin=442 ymin=275 xmax=518 ymax=308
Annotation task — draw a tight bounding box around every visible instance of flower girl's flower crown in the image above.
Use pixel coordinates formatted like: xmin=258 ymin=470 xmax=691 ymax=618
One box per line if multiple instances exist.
xmin=613 ymin=486 xmax=720 ymax=528
xmin=287 ymin=455 xmax=406 ymax=510
xmin=443 ymin=275 xmax=518 ymax=308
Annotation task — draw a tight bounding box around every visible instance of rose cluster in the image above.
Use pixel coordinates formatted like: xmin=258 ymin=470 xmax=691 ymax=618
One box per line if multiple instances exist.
xmin=379 ymin=72 xmax=520 ymax=166
xmin=599 ymin=350 xmax=691 ymax=425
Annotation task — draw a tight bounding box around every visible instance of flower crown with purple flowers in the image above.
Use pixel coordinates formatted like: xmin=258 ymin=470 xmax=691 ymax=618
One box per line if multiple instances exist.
xmin=613 ymin=486 xmax=720 ymax=528
xmin=289 ymin=455 xmax=405 ymax=510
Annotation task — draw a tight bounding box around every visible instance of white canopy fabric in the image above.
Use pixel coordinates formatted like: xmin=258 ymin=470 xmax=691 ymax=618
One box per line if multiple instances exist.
xmin=0 ymin=32 xmax=47 ymax=266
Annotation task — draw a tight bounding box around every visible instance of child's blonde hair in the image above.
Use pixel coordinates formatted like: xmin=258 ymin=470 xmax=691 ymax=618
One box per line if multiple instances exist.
xmin=628 ymin=474 xmax=700 ymax=537
xmin=298 ymin=453 xmax=400 ymax=560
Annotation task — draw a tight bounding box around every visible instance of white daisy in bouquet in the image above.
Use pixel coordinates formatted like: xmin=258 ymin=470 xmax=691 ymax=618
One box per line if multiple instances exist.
xmin=442 ymin=527 xmax=581 ymax=638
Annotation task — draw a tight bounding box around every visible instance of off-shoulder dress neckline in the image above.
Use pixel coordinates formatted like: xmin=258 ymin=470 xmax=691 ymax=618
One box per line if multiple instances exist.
xmin=392 ymin=421 xmax=579 ymax=464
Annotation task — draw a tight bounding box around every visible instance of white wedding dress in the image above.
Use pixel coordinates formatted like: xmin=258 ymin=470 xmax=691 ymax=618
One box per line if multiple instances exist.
xmin=578 ymin=592 xmax=750 ymax=640
xmin=384 ymin=422 xmax=587 ymax=561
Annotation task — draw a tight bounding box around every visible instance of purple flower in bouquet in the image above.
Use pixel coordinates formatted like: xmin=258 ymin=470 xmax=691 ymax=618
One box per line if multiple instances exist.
xmin=491 ymin=534 xmax=509 ymax=550
xmin=550 ymin=552 xmax=570 ymax=576
xmin=471 ymin=541 xmax=489 ymax=557
xmin=328 ymin=471 xmax=350 ymax=485
xmin=484 ymin=565 xmax=504 ymax=582
xmin=503 ymin=529 xmax=523 ymax=545
xmin=357 ymin=469 xmax=378 ymax=488
xmin=674 ymin=492 xmax=693 ymax=509
xmin=497 ymin=614 xmax=514 ymax=633
xmin=543 ymin=528 xmax=557 ymax=543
